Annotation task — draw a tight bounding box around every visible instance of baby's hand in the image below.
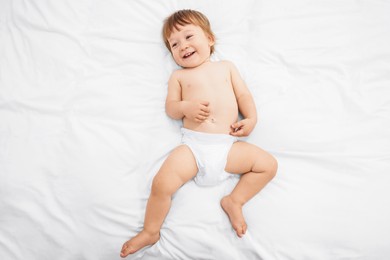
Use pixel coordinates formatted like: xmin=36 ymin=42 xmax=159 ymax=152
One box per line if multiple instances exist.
xmin=182 ymin=100 xmax=210 ymax=123
xmin=230 ymin=118 xmax=256 ymax=137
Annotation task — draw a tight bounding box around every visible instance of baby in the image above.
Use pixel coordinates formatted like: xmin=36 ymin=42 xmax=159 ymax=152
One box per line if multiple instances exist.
xmin=120 ymin=9 xmax=277 ymax=257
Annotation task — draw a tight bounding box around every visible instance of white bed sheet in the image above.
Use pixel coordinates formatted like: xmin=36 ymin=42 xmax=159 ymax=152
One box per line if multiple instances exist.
xmin=1 ymin=0 xmax=390 ymax=259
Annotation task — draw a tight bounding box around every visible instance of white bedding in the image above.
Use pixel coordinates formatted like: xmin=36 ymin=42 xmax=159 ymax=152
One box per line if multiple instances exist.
xmin=1 ymin=0 xmax=390 ymax=259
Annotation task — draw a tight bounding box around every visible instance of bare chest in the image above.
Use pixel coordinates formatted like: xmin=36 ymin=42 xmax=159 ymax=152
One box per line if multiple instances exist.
xmin=180 ymin=72 xmax=233 ymax=100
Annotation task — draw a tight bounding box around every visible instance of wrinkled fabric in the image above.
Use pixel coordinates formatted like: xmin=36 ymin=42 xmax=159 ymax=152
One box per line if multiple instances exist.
xmin=1 ymin=0 xmax=390 ymax=259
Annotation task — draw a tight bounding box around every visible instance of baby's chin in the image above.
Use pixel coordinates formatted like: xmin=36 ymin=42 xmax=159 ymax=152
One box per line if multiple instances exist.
xmin=177 ymin=59 xmax=211 ymax=69
xmin=176 ymin=60 xmax=198 ymax=69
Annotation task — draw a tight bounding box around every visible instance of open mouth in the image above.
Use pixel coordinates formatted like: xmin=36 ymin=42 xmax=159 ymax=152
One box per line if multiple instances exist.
xmin=183 ymin=51 xmax=195 ymax=59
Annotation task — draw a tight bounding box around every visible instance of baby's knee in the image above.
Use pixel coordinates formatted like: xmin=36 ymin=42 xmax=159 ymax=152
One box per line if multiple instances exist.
xmin=268 ymin=156 xmax=278 ymax=178
xmin=151 ymin=173 xmax=182 ymax=197
xmin=151 ymin=176 xmax=172 ymax=196
xmin=256 ymin=155 xmax=277 ymax=179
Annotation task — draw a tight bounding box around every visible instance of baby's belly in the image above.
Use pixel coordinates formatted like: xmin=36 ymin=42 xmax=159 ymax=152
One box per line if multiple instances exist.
xmin=183 ymin=108 xmax=238 ymax=134
xmin=182 ymin=86 xmax=239 ymax=134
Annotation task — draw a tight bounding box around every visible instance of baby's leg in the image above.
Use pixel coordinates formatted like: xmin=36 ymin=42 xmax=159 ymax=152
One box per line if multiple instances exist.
xmin=221 ymin=142 xmax=277 ymax=237
xmin=120 ymin=145 xmax=197 ymax=258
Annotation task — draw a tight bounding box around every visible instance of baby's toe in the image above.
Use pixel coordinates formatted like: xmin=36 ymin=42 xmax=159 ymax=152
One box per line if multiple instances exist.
xmin=243 ymin=223 xmax=247 ymax=234
xmin=235 ymin=223 xmax=247 ymax=237
xmin=120 ymin=244 xmax=134 ymax=258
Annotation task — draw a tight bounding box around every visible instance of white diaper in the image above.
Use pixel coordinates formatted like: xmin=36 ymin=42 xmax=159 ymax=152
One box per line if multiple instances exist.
xmin=181 ymin=128 xmax=239 ymax=186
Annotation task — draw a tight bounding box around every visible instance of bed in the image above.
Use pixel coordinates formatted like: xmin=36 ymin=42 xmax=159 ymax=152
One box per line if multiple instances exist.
xmin=1 ymin=0 xmax=390 ymax=259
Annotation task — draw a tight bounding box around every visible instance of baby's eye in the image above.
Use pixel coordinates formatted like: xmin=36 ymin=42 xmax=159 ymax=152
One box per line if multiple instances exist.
xmin=186 ymin=35 xmax=193 ymax=40
xmin=171 ymin=43 xmax=177 ymax=48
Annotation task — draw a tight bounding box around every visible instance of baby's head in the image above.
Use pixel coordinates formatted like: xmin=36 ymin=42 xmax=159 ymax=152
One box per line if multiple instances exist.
xmin=162 ymin=10 xmax=216 ymax=68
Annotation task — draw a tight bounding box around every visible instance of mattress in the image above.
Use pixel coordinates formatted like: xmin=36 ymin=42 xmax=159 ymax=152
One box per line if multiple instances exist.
xmin=1 ymin=0 xmax=390 ymax=259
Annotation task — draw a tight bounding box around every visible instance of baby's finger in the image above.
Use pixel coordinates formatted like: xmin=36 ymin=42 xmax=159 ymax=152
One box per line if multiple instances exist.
xmin=200 ymin=100 xmax=210 ymax=106
xmin=196 ymin=115 xmax=208 ymax=121
xmin=231 ymin=121 xmax=243 ymax=130
xmin=201 ymin=106 xmax=210 ymax=113
xmin=230 ymin=128 xmax=244 ymax=137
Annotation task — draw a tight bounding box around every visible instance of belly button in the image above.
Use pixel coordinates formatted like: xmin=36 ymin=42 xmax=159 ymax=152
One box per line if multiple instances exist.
xmin=211 ymin=118 xmax=215 ymax=123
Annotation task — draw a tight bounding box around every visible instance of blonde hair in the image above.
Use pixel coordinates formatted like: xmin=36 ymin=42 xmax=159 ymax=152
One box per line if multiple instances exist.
xmin=162 ymin=9 xmax=215 ymax=55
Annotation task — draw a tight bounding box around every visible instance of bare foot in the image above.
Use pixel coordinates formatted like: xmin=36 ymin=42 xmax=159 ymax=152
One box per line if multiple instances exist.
xmin=120 ymin=230 xmax=160 ymax=258
xmin=221 ymin=195 xmax=247 ymax=237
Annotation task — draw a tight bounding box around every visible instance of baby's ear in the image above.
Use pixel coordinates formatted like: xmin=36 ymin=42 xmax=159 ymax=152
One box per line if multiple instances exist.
xmin=208 ymin=35 xmax=215 ymax=46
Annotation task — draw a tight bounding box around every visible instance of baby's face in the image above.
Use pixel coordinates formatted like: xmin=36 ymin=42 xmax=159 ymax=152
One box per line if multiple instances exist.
xmin=168 ymin=24 xmax=214 ymax=68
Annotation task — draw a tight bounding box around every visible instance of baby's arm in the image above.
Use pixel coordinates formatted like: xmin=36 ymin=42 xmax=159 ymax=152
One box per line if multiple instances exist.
xmin=165 ymin=71 xmax=210 ymax=123
xmin=228 ymin=62 xmax=257 ymax=137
